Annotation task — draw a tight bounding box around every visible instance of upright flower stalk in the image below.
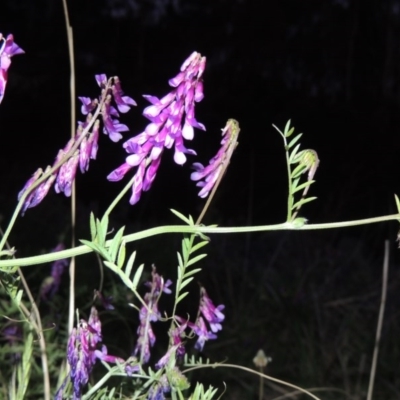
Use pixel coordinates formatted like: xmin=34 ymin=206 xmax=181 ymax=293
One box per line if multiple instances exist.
xmin=108 ymin=51 xmax=206 ymax=205
xmin=0 ymin=33 xmax=24 ymax=104
xmin=134 ymin=266 xmax=172 ymax=364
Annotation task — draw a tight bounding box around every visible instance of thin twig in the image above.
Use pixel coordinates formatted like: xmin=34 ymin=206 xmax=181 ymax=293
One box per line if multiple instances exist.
xmin=366 ymin=240 xmax=389 ymax=400
xmin=61 ymin=0 xmax=76 ymax=339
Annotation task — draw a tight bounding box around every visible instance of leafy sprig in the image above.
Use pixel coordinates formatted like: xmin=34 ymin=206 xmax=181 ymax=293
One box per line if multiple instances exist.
xmin=273 ymin=120 xmax=319 ymax=222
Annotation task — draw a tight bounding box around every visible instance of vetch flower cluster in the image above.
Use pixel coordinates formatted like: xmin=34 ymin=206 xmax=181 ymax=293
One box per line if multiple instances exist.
xmin=40 ymin=243 xmax=69 ymax=300
xmin=0 ymin=33 xmax=24 ymax=104
xmin=134 ymin=266 xmax=172 ymax=363
xmin=191 ymin=118 xmax=240 ymax=198
xmin=108 ymin=51 xmax=206 ymax=205
xmin=17 ymin=75 xmax=135 ymax=214
xmin=176 ymin=286 xmax=225 ymax=351
xmin=56 ymin=307 xmax=124 ymax=400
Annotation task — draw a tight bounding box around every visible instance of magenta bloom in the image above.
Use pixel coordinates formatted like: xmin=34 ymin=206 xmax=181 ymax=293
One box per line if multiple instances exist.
xmin=0 ymin=33 xmax=24 ymax=104
xmin=191 ymin=119 xmax=240 ymax=198
xmin=108 ymin=51 xmax=206 ymax=205
xmin=199 ymin=286 xmax=225 ymax=333
xmin=18 ymin=76 xmax=134 ymax=213
xmin=176 ymin=286 xmax=225 ymax=351
xmin=134 ymin=266 xmax=172 ymax=363
xmin=56 ymin=307 xmax=124 ymax=400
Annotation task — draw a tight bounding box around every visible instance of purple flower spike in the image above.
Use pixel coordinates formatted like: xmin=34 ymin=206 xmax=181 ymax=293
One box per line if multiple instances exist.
xmin=177 ymin=286 xmax=225 ymax=351
xmin=109 ymin=51 xmax=206 ymax=206
xmin=191 ymin=119 xmax=240 ymax=198
xmin=0 ymin=33 xmax=24 ymax=104
xmin=61 ymin=306 xmax=124 ymax=399
xmin=18 ymin=75 xmax=134 ymax=214
xmin=133 ymin=266 xmax=172 ymax=363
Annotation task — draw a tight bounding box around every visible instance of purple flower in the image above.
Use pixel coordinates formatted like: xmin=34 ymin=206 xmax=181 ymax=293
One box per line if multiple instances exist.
xmin=176 ymin=286 xmax=225 ymax=351
xmin=199 ymin=287 xmax=225 ymax=333
xmin=40 ymin=244 xmax=69 ymax=300
xmin=0 ymin=33 xmax=24 ymax=104
xmin=148 ymin=375 xmax=170 ymax=400
xmin=78 ymin=96 xmax=98 ymax=115
xmin=112 ymin=76 xmax=137 ymax=113
xmin=62 ymin=306 xmax=124 ymax=399
xmin=190 ymin=316 xmax=217 ymax=351
xmin=1 ymin=323 xmax=22 ymax=363
xmin=133 ymin=266 xmax=172 ymax=363
xmin=109 ymin=51 xmax=206 ymax=205
xmin=191 ymin=119 xmax=240 ymax=198
xmin=155 ymin=345 xmax=180 ymax=370
xmin=54 ymin=151 xmax=79 ymax=197
xmin=18 ymin=76 xmax=133 ymax=213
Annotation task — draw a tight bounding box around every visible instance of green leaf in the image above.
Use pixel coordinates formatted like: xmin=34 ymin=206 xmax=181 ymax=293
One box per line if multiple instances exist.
xmin=283 ymin=119 xmax=292 ymax=136
xmin=103 ymin=261 xmax=117 ymax=273
xmin=125 ymin=251 xmax=137 ymax=279
xmin=16 ymin=329 xmax=33 ymax=400
xmin=287 ymin=133 xmax=302 ymax=148
xmin=90 ymin=212 xmax=97 ymax=241
xmin=180 ymin=277 xmax=194 ymax=290
xmin=109 ymin=226 xmax=125 ymax=262
xmin=190 ymin=241 xmax=208 ymax=254
xmin=177 ymin=252 xmax=184 ymax=268
xmin=117 ymin=241 xmax=126 ymax=269
xmin=291 ymin=217 xmax=308 ymax=228
xmin=292 ymin=180 xmax=315 ymax=194
xmin=176 ymin=291 xmax=189 ymax=304
xmin=170 ymin=209 xmax=192 ymax=225
xmin=289 ymin=144 xmax=301 ymax=163
xmin=14 ymin=289 xmax=23 ymax=307
xmin=181 ymin=237 xmax=191 ymax=260
xmin=182 ymin=268 xmax=202 ymax=278
xmin=79 ymin=239 xmax=111 ymax=260
xmin=97 ymin=214 xmax=109 ymax=245
xmin=291 ymin=163 xmax=307 ymax=179
xmin=186 ymin=253 xmax=207 ymax=267
xmin=131 ymin=263 xmax=144 ymax=289
xmin=395 ymin=194 xmax=400 ymax=214
xmin=291 ymin=196 xmax=317 ymax=210
xmin=290 ymin=177 xmax=300 ymax=191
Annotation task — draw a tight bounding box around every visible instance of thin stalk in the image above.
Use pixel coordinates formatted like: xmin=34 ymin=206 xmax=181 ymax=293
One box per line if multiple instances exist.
xmin=366 ymin=240 xmax=389 ymax=400
xmin=61 ymin=0 xmax=77 ymax=340
xmin=272 ymin=124 xmax=293 ymax=221
xmin=102 ymin=174 xmax=137 ymax=220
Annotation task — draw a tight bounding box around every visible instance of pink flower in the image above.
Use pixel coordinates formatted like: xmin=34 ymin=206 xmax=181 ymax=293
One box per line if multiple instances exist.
xmin=0 ymin=33 xmax=24 ymax=104
xmin=109 ymin=51 xmax=206 ymax=205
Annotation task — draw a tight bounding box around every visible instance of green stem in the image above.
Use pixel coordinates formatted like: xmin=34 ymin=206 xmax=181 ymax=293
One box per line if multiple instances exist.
xmin=1 ymin=212 xmax=400 ymax=268
xmin=102 ymin=174 xmax=136 ymax=220
xmin=82 ymin=364 xmax=147 ymax=399
xmin=273 ymin=124 xmax=293 ymax=221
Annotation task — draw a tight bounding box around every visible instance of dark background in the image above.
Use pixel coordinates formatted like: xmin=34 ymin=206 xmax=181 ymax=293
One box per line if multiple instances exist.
xmin=2 ymin=0 xmax=400 ymax=230
xmin=1 ymin=0 xmax=400 ymax=398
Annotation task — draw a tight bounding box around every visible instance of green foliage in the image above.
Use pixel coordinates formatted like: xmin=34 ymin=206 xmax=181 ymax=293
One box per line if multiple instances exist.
xmin=273 ymin=120 xmax=320 ymax=222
